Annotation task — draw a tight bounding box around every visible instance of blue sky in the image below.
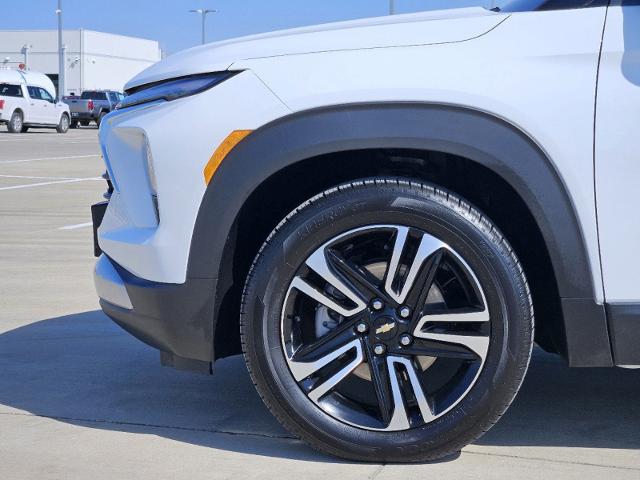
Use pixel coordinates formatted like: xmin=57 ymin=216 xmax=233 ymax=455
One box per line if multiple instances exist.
xmin=1 ymin=1 xmax=493 ymax=55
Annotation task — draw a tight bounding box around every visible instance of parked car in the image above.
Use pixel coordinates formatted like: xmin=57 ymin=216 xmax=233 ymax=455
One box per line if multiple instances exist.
xmin=91 ymin=0 xmax=640 ymax=463
xmin=63 ymin=90 xmax=124 ymax=128
xmin=0 ymin=69 xmax=70 ymax=133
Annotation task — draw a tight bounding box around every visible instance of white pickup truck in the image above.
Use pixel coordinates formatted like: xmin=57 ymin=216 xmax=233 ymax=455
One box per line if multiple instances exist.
xmin=0 ymin=69 xmax=70 ymax=134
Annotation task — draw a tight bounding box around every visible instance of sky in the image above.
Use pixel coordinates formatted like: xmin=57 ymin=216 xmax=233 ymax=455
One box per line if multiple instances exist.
xmin=0 ymin=0 xmax=495 ymax=56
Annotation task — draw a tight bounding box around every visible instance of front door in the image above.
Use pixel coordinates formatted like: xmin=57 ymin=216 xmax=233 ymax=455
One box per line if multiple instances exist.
xmin=26 ymin=86 xmax=46 ymax=124
xmin=37 ymin=87 xmax=59 ymax=125
xmin=595 ymin=1 xmax=640 ymax=304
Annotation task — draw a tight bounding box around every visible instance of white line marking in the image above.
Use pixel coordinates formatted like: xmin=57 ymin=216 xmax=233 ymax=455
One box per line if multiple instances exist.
xmin=59 ymin=222 xmax=94 ymax=231
xmin=0 ymin=154 xmax=100 ymax=164
xmin=0 ymin=177 xmax=102 ymax=191
xmin=0 ymin=174 xmax=80 ymax=180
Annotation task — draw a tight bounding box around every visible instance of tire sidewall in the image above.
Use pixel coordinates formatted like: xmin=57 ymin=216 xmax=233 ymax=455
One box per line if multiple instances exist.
xmin=57 ymin=114 xmax=70 ymax=133
xmin=244 ymin=181 xmax=532 ymax=461
xmin=8 ymin=111 xmax=22 ymax=133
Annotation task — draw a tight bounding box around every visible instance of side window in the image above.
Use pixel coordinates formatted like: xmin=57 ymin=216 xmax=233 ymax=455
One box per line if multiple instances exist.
xmin=27 ymin=86 xmax=41 ymax=100
xmin=108 ymin=92 xmax=119 ymax=103
xmin=0 ymin=84 xmax=23 ymax=97
xmin=539 ymin=0 xmax=608 ymax=10
xmin=38 ymin=88 xmax=54 ymax=103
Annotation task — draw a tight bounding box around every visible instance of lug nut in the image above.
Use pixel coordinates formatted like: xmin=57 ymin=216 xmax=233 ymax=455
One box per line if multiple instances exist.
xmin=399 ymin=306 xmax=411 ymax=318
xmin=372 ymin=299 xmax=384 ymax=311
xmin=399 ymin=334 xmax=413 ymax=347
xmin=356 ymin=322 xmax=368 ymax=334
xmin=373 ymin=344 xmax=386 ymax=356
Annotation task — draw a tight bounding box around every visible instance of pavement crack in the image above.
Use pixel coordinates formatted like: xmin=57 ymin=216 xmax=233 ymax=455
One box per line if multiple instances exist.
xmin=368 ymin=464 xmax=386 ymax=479
xmin=465 ymin=450 xmax=640 ymax=472
xmin=0 ymin=411 xmax=297 ymax=441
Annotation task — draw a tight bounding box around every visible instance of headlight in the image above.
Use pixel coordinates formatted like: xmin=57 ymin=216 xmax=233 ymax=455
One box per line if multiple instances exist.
xmin=120 ymin=71 xmax=238 ymax=109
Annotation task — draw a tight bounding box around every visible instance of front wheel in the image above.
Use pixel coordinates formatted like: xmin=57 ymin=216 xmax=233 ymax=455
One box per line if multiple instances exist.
xmin=56 ymin=114 xmax=70 ymax=134
xmin=241 ymin=178 xmax=533 ymax=462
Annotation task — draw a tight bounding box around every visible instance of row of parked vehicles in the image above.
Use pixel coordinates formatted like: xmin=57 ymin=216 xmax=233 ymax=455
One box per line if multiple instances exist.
xmin=0 ymin=68 xmax=123 ymax=134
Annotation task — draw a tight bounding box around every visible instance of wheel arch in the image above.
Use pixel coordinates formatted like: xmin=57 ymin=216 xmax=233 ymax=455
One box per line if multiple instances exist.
xmin=189 ymin=103 xmax=612 ymax=367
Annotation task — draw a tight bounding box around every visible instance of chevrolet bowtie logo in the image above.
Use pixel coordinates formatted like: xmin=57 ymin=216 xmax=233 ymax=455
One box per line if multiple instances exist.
xmin=376 ymin=322 xmax=396 ymax=335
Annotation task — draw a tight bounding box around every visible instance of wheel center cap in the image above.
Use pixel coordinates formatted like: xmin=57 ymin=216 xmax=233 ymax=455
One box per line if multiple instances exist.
xmin=373 ymin=316 xmax=398 ymax=341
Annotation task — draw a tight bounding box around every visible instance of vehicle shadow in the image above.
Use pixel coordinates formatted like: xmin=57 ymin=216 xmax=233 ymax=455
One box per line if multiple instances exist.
xmin=0 ymin=311 xmax=638 ymax=463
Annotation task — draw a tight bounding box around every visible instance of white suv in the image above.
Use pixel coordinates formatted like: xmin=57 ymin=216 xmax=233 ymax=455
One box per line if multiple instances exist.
xmin=0 ymin=70 xmax=70 ymax=133
xmin=92 ymin=0 xmax=640 ymax=462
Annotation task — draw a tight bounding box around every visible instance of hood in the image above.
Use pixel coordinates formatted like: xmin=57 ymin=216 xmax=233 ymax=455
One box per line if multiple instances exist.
xmin=126 ymin=7 xmax=505 ymax=90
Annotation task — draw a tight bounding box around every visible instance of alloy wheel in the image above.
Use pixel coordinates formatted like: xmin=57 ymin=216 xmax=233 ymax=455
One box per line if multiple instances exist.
xmin=11 ymin=113 xmax=22 ymax=132
xmin=281 ymin=225 xmax=490 ymax=431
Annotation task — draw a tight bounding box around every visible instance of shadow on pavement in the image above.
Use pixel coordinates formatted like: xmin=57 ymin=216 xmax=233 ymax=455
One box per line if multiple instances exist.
xmin=0 ymin=311 xmax=638 ymax=462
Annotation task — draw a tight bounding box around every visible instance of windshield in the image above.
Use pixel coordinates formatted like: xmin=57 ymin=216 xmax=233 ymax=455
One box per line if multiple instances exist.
xmin=0 ymin=83 xmax=23 ymax=98
xmin=494 ymin=0 xmax=608 ymax=11
xmin=81 ymin=91 xmax=108 ymax=100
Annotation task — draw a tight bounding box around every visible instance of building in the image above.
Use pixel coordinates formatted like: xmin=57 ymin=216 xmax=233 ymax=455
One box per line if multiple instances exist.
xmin=0 ymin=30 xmax=162 ymax=97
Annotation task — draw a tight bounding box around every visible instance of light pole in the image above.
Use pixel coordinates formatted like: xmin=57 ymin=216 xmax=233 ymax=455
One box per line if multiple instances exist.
xmin=389 ymin=0 xmax=395 ymax=15
xmin=56 ymin=0 xmax=65 ymax=98
xmin=189 ymin=9 xmax=217 ymax=45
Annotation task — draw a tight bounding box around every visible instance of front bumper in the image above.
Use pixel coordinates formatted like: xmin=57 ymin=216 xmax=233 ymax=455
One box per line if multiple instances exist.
xmin=95 ymin=254 xmax=217 ymax=365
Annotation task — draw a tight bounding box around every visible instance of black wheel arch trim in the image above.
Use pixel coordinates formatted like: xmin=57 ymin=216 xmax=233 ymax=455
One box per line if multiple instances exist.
xmin=185 ymin=102 xmax=612 ymax=367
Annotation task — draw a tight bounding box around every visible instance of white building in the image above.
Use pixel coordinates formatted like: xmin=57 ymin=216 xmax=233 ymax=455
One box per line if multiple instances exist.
xmin=0 ymin=30 xmax=162 ymax=96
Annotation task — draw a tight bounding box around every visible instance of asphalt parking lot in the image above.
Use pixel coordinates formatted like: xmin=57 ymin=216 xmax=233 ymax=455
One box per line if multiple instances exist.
xmin=0 ymin=127 xmax=639 ymax=479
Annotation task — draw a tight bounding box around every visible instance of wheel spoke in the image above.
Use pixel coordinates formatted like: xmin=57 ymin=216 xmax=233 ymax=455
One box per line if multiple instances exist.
xmin=289 ymin=338 xmax=365 ymax=403
xmin=291 ymin=319 xmax=359 ymax=367
xmin=413 ymin=331 xmax=489 ymax=359
xmin=412 ymin=309 xmax=490 ymax=359
xmin=397 ymin=338 xmax=477 ymax=360
xmin=308 ymin=343 xmax=364 ymax=402
xmin=384 ymin=227 xmax=446 ymax=305
xmin=386 ymin=356 xmax=435 ymax=430
xmin=325 ymin=249 xmax=393 ymax=305
xmin=364 ymin=344 xmax=394 ymax=425
xmin=404 ymin=250 xmax=444 ymax=327
xmin=418 ymin=310 xmax=490 ymax=325
xmin=289 ymin=338 xmax=362 ymax=382
xmin=304 ymin=248 xmax=367 ymax=316
xmin=290 ymin=276 xmax=362 ymax=318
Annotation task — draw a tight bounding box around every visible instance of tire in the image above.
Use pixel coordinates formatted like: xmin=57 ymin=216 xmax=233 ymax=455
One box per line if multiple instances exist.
xmin=96 ymin=111 xmax=107 ymax=127
xmin=80 ymin=120 xmax=90 ymax=127
xmin=6 ymin=111 xmax=23 ymax=133
xmin=56 ymin=114 xmax=70 ymax=134
xmin=20 ymin=126 xmax=29 ymax=133
xmin=241 ymin=178 xmax=533 ymax=462
xmin=70 ymin=121 xmax=78 ymax=129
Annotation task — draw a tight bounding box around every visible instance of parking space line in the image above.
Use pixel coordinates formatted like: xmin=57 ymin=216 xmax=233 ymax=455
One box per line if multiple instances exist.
xmin=0 ymin=154 xmax=100 ymax=164
xmin=0 ymin=174 xmax=81 ymax=180
xmin=0 ymin=177 xmax=102 ymax=191
xmin=59 ymin=222 xmax=94 ymax=231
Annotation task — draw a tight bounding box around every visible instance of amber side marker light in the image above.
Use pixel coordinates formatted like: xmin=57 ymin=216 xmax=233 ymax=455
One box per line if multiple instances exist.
xmin=204 ymin=130 xmax=253 ymax=184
